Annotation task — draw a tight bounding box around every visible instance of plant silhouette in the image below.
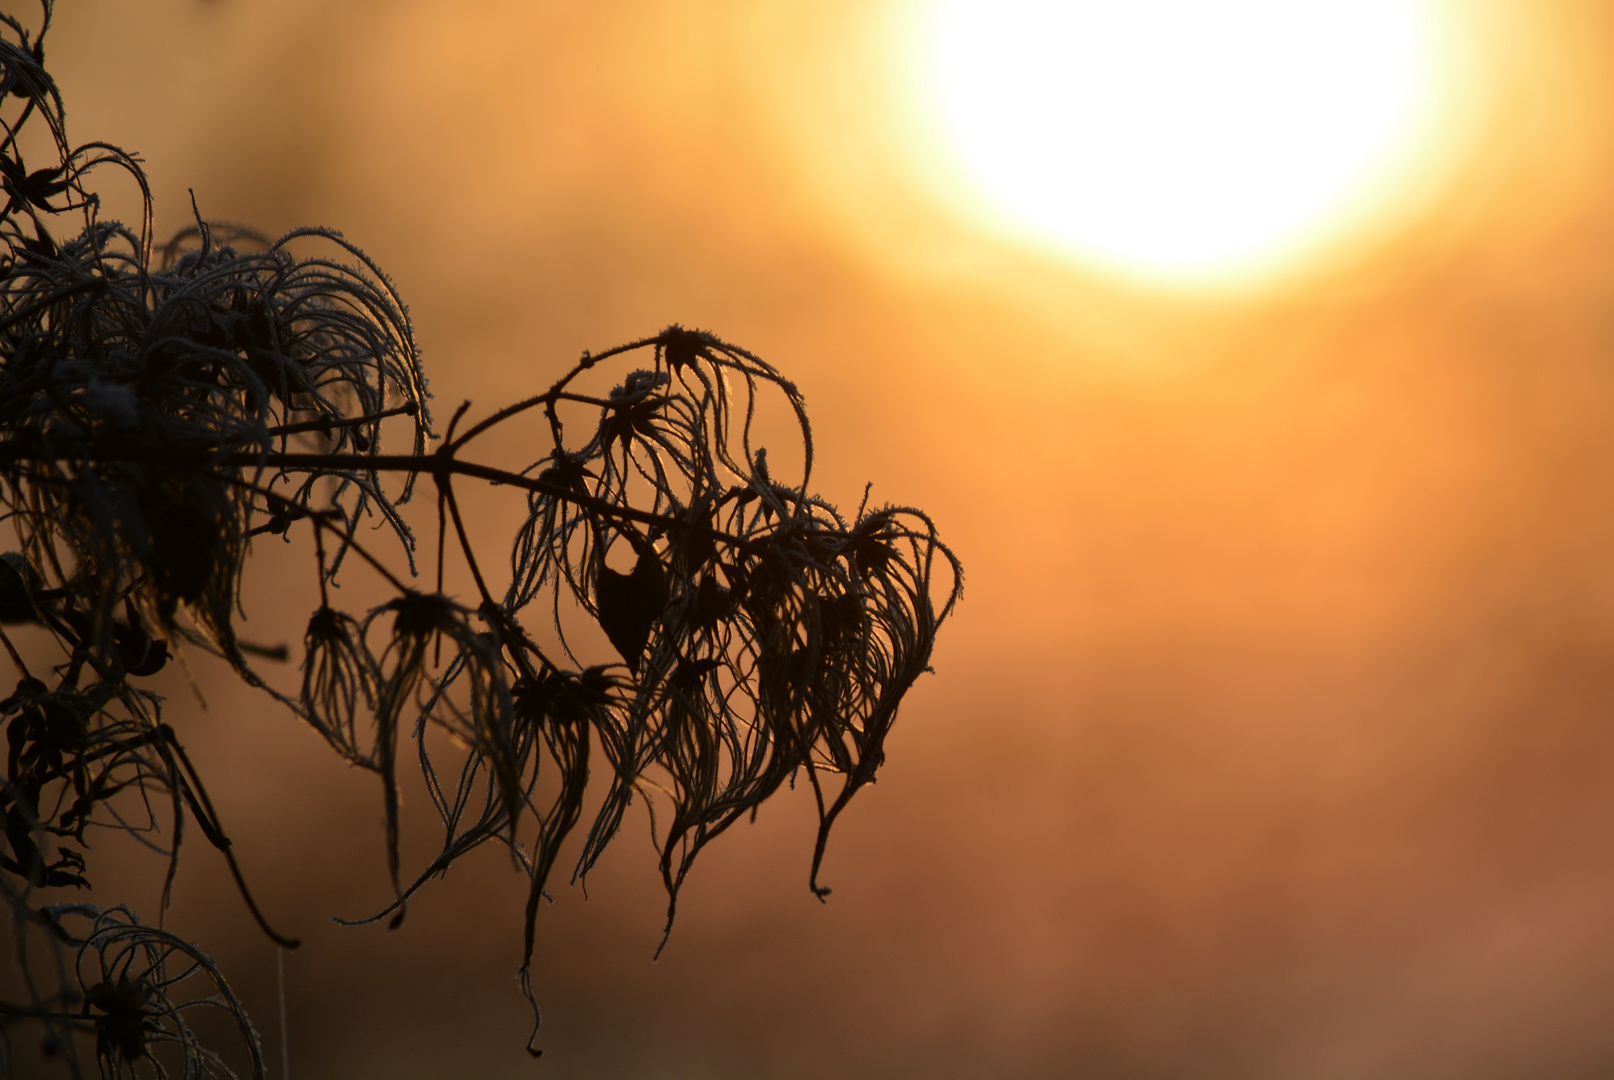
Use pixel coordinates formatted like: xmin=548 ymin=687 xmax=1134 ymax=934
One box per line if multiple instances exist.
xmin=0 ymin=3 xmax=960 ymax=1076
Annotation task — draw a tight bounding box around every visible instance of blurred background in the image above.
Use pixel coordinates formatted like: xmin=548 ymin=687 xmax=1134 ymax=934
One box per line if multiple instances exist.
xmin=36 ymin=1 xmax=1614 ymax=1076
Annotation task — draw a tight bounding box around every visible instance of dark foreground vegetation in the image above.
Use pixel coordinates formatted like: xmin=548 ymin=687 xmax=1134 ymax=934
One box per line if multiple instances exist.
xmin=0 ymin=4 xmax=960 ymax=1075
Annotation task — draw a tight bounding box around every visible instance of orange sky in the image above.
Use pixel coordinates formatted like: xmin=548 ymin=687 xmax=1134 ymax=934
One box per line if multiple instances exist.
xmin=42 ymin=2 xmax=1614 ymax=1077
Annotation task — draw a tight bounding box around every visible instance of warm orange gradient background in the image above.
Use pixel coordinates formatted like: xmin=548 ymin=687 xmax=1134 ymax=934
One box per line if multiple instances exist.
xmin=38 ymin=2 xmax=1614 ymax=1077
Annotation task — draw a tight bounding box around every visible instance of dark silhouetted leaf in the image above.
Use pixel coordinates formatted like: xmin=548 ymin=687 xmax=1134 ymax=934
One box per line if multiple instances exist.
xmin=596 ymin=539 xmax=667 ymax=669
xmin=0 ymin=553 xmax=36 ymax=623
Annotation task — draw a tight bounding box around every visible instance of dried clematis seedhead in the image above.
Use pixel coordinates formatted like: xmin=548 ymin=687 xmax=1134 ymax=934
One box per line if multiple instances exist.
xmin=300 ymin=606 xmax=377 ymax=765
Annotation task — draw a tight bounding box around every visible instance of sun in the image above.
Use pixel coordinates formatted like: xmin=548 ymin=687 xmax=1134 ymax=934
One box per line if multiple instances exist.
xmin=923 ymin=0 xmax=1443 ymax=285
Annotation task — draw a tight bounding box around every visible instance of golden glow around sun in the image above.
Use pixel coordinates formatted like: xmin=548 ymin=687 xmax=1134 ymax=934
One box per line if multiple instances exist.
xmin=924 ymin=0 xmax=1445 ymax=285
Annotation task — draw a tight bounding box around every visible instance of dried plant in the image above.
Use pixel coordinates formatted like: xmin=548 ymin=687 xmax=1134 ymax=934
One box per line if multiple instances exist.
xmin=0 ymin=3 xmax=961 ymax=1075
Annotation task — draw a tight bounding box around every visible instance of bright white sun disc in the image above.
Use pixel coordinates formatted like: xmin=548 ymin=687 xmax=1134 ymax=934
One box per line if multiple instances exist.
xmin=925 ymin=0 xmax=1441 ymax=283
